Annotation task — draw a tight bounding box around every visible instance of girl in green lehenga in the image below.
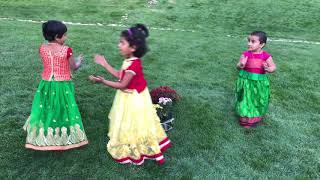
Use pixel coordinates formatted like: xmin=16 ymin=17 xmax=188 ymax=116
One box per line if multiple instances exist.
xmin=23 ymin=20 xmax=88 ymax=150
xmin=235 ymin=31 xmax=276 ymax=128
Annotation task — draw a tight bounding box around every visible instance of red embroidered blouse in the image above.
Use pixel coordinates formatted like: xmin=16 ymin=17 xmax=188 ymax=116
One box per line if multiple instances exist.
xmin=39 ymin=43 xmax=73 ymax=81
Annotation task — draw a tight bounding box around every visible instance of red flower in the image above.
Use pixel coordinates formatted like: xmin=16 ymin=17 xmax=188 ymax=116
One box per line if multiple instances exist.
xmin=150 ymin=86 xmax=180 ymax=104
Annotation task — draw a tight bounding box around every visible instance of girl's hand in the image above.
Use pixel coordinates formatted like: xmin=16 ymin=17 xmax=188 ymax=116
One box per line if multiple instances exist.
xmin=237 ymin=56 xmax=247 ymax=69
xmin=238 ymin=62 xmax=245 ymax=69
xmin=78 ymin=54 xmax=84 ymax=62
xmin=89 ymin=75 xmax=105 ymax=83
xmin=264 ymin=57 xmax=276 ymax=73
xmin=94 ymin=54 xmax=108 ymax=66
xmin=237 ymin=62 xmax=246 ymax=69
xmin=76 ymin=54 xmax=83 ymax=68
xmin=263 ymin=62 xmax=270 ymax=72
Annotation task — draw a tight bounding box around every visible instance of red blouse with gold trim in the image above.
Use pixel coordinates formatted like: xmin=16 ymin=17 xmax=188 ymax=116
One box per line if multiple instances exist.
xmin=120 ymin=58 xmax=147 ymax=93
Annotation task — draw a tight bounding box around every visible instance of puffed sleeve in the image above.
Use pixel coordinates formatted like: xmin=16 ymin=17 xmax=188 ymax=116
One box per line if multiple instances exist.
xmin=125 ymin=60 xmax=140 ymax=75
xmin=263 ymin=51 xmax=271 ymax=60
xmin=242 ymin=51 xmax=250 ymax=58
xmin=66 ymin=47 xmax=73 ymax=59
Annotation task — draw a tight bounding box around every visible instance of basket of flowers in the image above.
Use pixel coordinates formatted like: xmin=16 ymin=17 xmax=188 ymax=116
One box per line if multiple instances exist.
xmin=150 ymin=86 xmax=180 ymax=131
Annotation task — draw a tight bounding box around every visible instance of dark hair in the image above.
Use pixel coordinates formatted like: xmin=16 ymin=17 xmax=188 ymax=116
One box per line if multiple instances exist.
xmin=121 ymin=24 xmax=149 ymax=58
xmin=42 ymin=20 xmax=67 ymax=41
xmin=250 ymin=31 xmax=267 ymax=44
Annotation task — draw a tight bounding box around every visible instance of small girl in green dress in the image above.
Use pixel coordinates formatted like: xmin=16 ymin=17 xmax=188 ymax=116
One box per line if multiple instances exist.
xmin=235 ymin=31 xmax=276 ymax=128
xmin=23 ymin=20 xmax=88 ymax=150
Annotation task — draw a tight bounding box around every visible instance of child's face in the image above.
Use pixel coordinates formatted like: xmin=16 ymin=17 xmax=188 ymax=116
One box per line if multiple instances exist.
xmin=55 ymin=33 xmax=67 ymax=45
xmin=247 ymin=35 xmax=265 ymax=52
xmin=118 ymin=37 xmax=135 ymax=58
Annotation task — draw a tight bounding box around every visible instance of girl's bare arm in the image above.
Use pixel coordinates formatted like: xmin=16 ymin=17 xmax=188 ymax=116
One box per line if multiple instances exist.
xmin=89 ymin=71 xmax=134 ymax=89
xmin=68 ymin=55 xmax=83 ymax=70
xmin=94 ymin=55 xmax=119 ymax=78
xmin=264 ymin=57 xmax=276 ymax=73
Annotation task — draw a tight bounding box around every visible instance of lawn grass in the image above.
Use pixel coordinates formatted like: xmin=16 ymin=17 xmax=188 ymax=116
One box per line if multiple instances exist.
xmin=0 ymin=0 xmax=319 ymax=178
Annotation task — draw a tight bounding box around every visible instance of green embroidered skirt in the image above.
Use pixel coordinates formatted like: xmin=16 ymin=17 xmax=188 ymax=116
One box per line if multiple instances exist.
xmin=23 ymin=80 xmax=88 ymax=150
xmin=235 ymin=70 xmax=270 ymax=118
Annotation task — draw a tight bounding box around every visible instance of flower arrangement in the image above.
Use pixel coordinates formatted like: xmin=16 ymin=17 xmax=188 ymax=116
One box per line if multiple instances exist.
xmin=150 ymin=86 xmax=180 ymax=131
xmin=150 ymin=86 xmax=180 ymax=104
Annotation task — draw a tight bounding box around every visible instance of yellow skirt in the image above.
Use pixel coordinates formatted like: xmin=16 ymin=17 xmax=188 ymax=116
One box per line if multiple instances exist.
xmin=107 ymin=88 xmax=171 ymax=165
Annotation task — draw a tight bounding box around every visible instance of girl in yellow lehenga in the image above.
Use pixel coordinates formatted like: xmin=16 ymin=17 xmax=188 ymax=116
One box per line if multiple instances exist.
xmin=89 ymin=24 xmax=171 ymax=165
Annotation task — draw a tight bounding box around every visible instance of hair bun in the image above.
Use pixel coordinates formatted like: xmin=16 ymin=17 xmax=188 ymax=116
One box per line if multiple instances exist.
xmin=135 ymin=24 xmax=149 ymax=38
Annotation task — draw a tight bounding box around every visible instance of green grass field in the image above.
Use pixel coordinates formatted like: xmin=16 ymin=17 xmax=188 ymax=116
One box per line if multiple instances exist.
xmin=1 ymin=0 xmax=319 ymax=178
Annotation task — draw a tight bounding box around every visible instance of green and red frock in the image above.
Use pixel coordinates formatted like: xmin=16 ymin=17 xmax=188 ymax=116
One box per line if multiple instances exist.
xmin=23 ymin=43 xmax=88 ymax=150
xmin=235 ymin=51 xmax=271 ymax=128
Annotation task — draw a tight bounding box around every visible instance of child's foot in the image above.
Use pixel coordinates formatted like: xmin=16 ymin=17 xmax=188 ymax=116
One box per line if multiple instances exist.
xmin=239 ymin=121 xmax=251 ymax=128
xmin=157 ymin=159 xmax=165 ymax=165
xmin=250 ymin=122 xmax=259 ymax=128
